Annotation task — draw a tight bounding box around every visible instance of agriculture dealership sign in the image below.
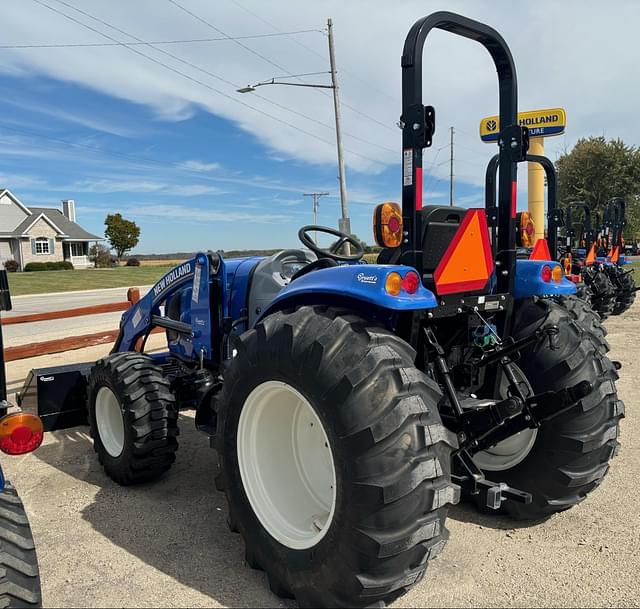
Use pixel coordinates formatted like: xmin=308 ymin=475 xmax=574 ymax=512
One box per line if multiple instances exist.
xmin=479 ymin=107 xmax=566 ymax=141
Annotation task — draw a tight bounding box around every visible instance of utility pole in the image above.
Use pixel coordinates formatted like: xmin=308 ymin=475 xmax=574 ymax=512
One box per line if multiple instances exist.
xmin=304 ymin=192 xmax=330 ymax=226
xmin=449 ymin=126 xmax=455 ymax=206
xmin=327 ymin=18 xmax=350 ymax=241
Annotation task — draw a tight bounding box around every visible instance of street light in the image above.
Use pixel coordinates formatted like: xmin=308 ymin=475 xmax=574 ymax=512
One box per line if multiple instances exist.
xmin=237 ymin=19 xmax=351 ymax=243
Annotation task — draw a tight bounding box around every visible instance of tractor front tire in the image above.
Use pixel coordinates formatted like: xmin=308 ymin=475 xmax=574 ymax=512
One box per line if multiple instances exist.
xmin=474 ymin=298 xmax=623 ymax=520
xmin=0 ymin=484 xmax=41 ymax=608
xmin=214 ymin=306 xmax=459 ymax=608
xmin=88 ymin=353 xmax=179 ymax=485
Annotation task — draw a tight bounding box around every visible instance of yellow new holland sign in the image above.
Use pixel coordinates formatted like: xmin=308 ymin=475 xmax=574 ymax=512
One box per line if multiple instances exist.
xmin=479 ymin=108 xmax=566 ymax=142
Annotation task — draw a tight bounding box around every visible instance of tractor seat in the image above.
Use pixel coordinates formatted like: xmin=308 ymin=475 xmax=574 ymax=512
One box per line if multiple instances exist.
xmin=420 ymin=205 xmax=467 ymax=289
xmin=290 ymin=257 xmax=337 ymax=282
xmin=377 ymin=205 xmax=467 ymax=281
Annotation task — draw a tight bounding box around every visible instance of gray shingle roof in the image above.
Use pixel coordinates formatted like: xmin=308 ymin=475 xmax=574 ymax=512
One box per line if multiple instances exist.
xmin=9 ymin=207 xmax=101 ymax=240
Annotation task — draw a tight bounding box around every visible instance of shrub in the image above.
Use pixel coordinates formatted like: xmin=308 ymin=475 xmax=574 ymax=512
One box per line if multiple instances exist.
xmin=125 ymin=257 xmax=140 ymax=267
xmin=24 ymin=261 xmax=74 ymax=272
xmin=89 ymin=244 xmax=115 ymax=268
xmin=3 ymin=260 xmax=18 ymax=272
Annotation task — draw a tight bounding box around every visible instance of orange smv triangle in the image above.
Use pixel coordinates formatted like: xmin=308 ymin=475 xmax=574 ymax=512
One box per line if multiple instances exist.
xmin=529 ymin=238 xmax=551 ymax=261
xmin=585 ymin=243 xmax=597 ymax=265
xmin=611 ymin=245 xmax=620 ymax=264
xmin=434 ymin=209 xmax=493 ymax=295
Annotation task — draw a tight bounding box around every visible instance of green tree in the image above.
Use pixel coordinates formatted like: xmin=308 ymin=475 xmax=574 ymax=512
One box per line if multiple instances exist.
xmin=556 ymin=137 xmax=640 ymax=237
xmin=104 ymin=213 xmax=140 ymax=261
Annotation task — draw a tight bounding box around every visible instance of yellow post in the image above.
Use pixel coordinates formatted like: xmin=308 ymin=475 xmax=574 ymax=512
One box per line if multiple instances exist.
xmin=528 ymin=137 xmax=545 ymax=241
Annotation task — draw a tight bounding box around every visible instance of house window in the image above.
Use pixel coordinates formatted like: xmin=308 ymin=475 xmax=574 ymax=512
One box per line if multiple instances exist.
xmin=34 ymin=238 xmax=50 ymax=255
xmin=70 ymin=243 xmax=85 ymax=257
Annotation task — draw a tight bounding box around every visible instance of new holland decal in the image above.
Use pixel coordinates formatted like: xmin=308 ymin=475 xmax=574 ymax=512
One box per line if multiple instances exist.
xmin=153 ymin=262 xmax=193 ymax=299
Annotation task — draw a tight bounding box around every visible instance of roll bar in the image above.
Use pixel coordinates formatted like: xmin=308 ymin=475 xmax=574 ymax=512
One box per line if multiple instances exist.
xmin=484 ymin=153 xmax=560 ymax=258
xmin=565 ymin=202 xmax=593 ymax=253
xmin=606 ymin=197 xmax=626 ymax=247
xmin=400 ymin=12 xmax=528 ymax=293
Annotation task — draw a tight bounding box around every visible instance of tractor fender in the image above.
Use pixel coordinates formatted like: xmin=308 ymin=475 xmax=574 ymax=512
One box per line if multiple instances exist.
xmin=256 ymin=264 xmax=437 ymax=325
xmin=514 ymin=260 xmax=577 ymax=299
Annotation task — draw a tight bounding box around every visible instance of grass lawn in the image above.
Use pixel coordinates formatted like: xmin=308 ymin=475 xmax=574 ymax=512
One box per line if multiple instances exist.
xmin=7 ymin=265 xmax=176 ymax=296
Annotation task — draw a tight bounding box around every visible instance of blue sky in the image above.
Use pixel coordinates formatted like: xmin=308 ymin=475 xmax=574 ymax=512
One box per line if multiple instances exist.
xmin=1 ymin=0 xmax=638 ymax=253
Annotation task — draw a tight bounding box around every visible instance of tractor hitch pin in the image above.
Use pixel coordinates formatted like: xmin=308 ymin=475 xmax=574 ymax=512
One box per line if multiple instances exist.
xmin=199 ymin=347 xmax=205 ymax=370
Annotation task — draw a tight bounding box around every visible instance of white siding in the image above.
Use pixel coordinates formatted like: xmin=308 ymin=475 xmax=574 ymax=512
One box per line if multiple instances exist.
xmin=0 ymin=240 xmax=11 ymax=263
xmin=0 ymin=192 xmax=29 ymax=232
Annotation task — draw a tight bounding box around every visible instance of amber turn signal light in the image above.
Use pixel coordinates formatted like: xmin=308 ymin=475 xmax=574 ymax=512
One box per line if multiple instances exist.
xmin=373 ymin=202 xmax=403 ymax=248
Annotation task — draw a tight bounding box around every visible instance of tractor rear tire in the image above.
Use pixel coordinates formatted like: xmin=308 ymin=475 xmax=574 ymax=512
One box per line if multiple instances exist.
xmin=87 ymin=353 xmax=179 ymax=485
xmin=583 ymin=268 xmax=616 ymax=320
xmin=474 ymin=297 xmax=623 ymax=520
xmin=553 ymin=295 xmax=607 ymax=344
xmin=214 ymin=306 xmax=459 ymax=608
xmin=0 ymin=483 xmax=41 ymax=608
xmin=611 ymin=268 xmax=636 ymax=315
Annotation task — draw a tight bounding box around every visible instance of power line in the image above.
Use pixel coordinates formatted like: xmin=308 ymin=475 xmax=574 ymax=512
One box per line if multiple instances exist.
xmin=33 ymin=0 xmax=385 ymax=165
xmin=0 ymin=30 xmax=323 ymax=49
xmin=228 ymin=0 xmax=402 ymax=110
xmin=163 ymin=0 xmax=396 ymax=153
xmin=54 ymin=0 xmax=394 ymax=157
xmin=207 ymin=0 xmax=398 ymax=134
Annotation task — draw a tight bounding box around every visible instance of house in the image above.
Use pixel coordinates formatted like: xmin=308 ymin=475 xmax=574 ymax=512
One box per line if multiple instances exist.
xmin=0 ymin=189 xmax=102 ymax=270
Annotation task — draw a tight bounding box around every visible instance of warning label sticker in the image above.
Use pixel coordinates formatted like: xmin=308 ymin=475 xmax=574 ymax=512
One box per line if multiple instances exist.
xmin=403 ymin=149 xmax=413 ymax=186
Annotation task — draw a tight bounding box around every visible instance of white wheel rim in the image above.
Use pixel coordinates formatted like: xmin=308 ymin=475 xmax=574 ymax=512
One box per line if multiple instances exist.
xmin=473 ymin=366 xmax=538 ymax=472
xmin=237 ymin=381 xmax=337 ymax=550
xmin=95 ymin=386 xmax=125 ymax=458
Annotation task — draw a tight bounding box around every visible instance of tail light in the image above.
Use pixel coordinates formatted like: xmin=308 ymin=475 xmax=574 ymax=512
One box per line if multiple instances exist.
xmin=374 ymin=203 xmax=403 ymax=248
xmin=402 ymin=271 xmax=420 ymax=294
xmin=552 ymin=265 xmax=563 ymax=283
xmin=541 ymin=265 xmax=552 ymax=283
xmin=517 ymin=211 xmax=535 ymax=248
xmin=385 ymin=272 xmax=402 ymax=296
xmin=0 ymin=413 xmax=44 ymax=455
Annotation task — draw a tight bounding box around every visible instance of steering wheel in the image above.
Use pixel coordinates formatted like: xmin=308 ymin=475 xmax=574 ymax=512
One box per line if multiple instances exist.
xmin=298 ymin=225 xmax=365 ymax=262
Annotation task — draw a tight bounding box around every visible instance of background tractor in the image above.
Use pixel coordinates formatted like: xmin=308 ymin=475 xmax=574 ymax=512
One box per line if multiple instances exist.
xmin=596 ymin=198 xmax=637 ymax=315
xmin=21 ymin=12 xmax=624 ymax=608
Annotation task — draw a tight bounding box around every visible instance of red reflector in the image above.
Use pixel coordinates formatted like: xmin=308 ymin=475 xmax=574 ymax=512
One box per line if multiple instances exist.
xmin=415 ymin=167 xmax=423 ymax=211
xmin=511 ymin=181 xmax=517 ymax=218
xmin=402 ymin=271 xmax=420 ymax=294
xmin=0 ymin=427 xmax=43 ymax=455
xmin=388 ymin=216 xmax=401 ymax=232
xmin=541 ymin=265 xmax=552 ymax=282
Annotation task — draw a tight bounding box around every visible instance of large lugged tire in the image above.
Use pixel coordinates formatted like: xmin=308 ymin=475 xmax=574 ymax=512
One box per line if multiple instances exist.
xmin=0 ymin=483 xmax=41 ymax=607
xmin=474 ymin=298 xmax=623 ymax=520
xmin=610 ymin=267 xmax=636 ymax=315
xmin=583 ymin=267 xmax=616 ymax=320
xmin=554 ymin=295 xmax=607 ymax=343
xmin=214 ymin=306 xmax=459 ymax=608
xmin=87 ymin=353 xmax=179 ymax=485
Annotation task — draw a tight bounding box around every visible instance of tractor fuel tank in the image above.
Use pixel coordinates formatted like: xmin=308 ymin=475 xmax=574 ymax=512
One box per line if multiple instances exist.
xmin=17 ymin=363 xmax=91 ymax=432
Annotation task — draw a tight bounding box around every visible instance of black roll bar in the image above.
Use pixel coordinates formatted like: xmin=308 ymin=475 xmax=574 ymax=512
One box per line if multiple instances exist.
xmin=484 ymin=153 xmax=560 ymax=259
xmin=400 ymin=11 xmax=526 ymax=293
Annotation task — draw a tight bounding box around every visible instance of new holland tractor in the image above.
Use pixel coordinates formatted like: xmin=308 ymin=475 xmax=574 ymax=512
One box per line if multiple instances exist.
xmin=561 ymin=202 xmax=617 ymax=319
xmin=22 ymin=12 xmax=624 ymax=608
xmin=597 ymin=198 xmax=637 ymax=315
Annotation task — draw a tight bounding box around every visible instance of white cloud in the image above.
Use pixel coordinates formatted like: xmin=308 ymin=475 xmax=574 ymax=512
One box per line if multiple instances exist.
xmin=122 ymin=202 xmax=290 ymax=224
xmin=0 ymin=0 xmax=638 ymax=184
xmin=179 ymin=159 xmax=222 ymax=172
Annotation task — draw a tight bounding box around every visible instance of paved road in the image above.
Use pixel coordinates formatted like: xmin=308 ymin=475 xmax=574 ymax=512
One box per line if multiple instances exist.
xmin=2 ymin=303 xmax=639 ymax=608
xmin=4 ymin=286 xmax=153 ymax=317
xmin=1 ymin=286 xmax=153 ymax=347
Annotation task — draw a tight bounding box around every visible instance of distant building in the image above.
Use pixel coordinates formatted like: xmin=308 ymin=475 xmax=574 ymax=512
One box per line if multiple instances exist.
xmin=0 ymin=189 xmax=102 ymax=270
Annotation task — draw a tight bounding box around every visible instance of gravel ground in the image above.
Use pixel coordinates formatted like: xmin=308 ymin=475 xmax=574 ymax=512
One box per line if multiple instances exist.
xmin=3 ymin=303 xmax=639 ymax=608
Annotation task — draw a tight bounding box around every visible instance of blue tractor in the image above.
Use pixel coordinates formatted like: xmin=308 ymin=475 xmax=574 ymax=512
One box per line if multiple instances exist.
xmin=27 ymin=12 xmax=623 ymax=608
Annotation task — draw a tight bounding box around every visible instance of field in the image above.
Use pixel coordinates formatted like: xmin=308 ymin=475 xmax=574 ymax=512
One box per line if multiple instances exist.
xmin=7 ymin=265 xmax=176 ymax=296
